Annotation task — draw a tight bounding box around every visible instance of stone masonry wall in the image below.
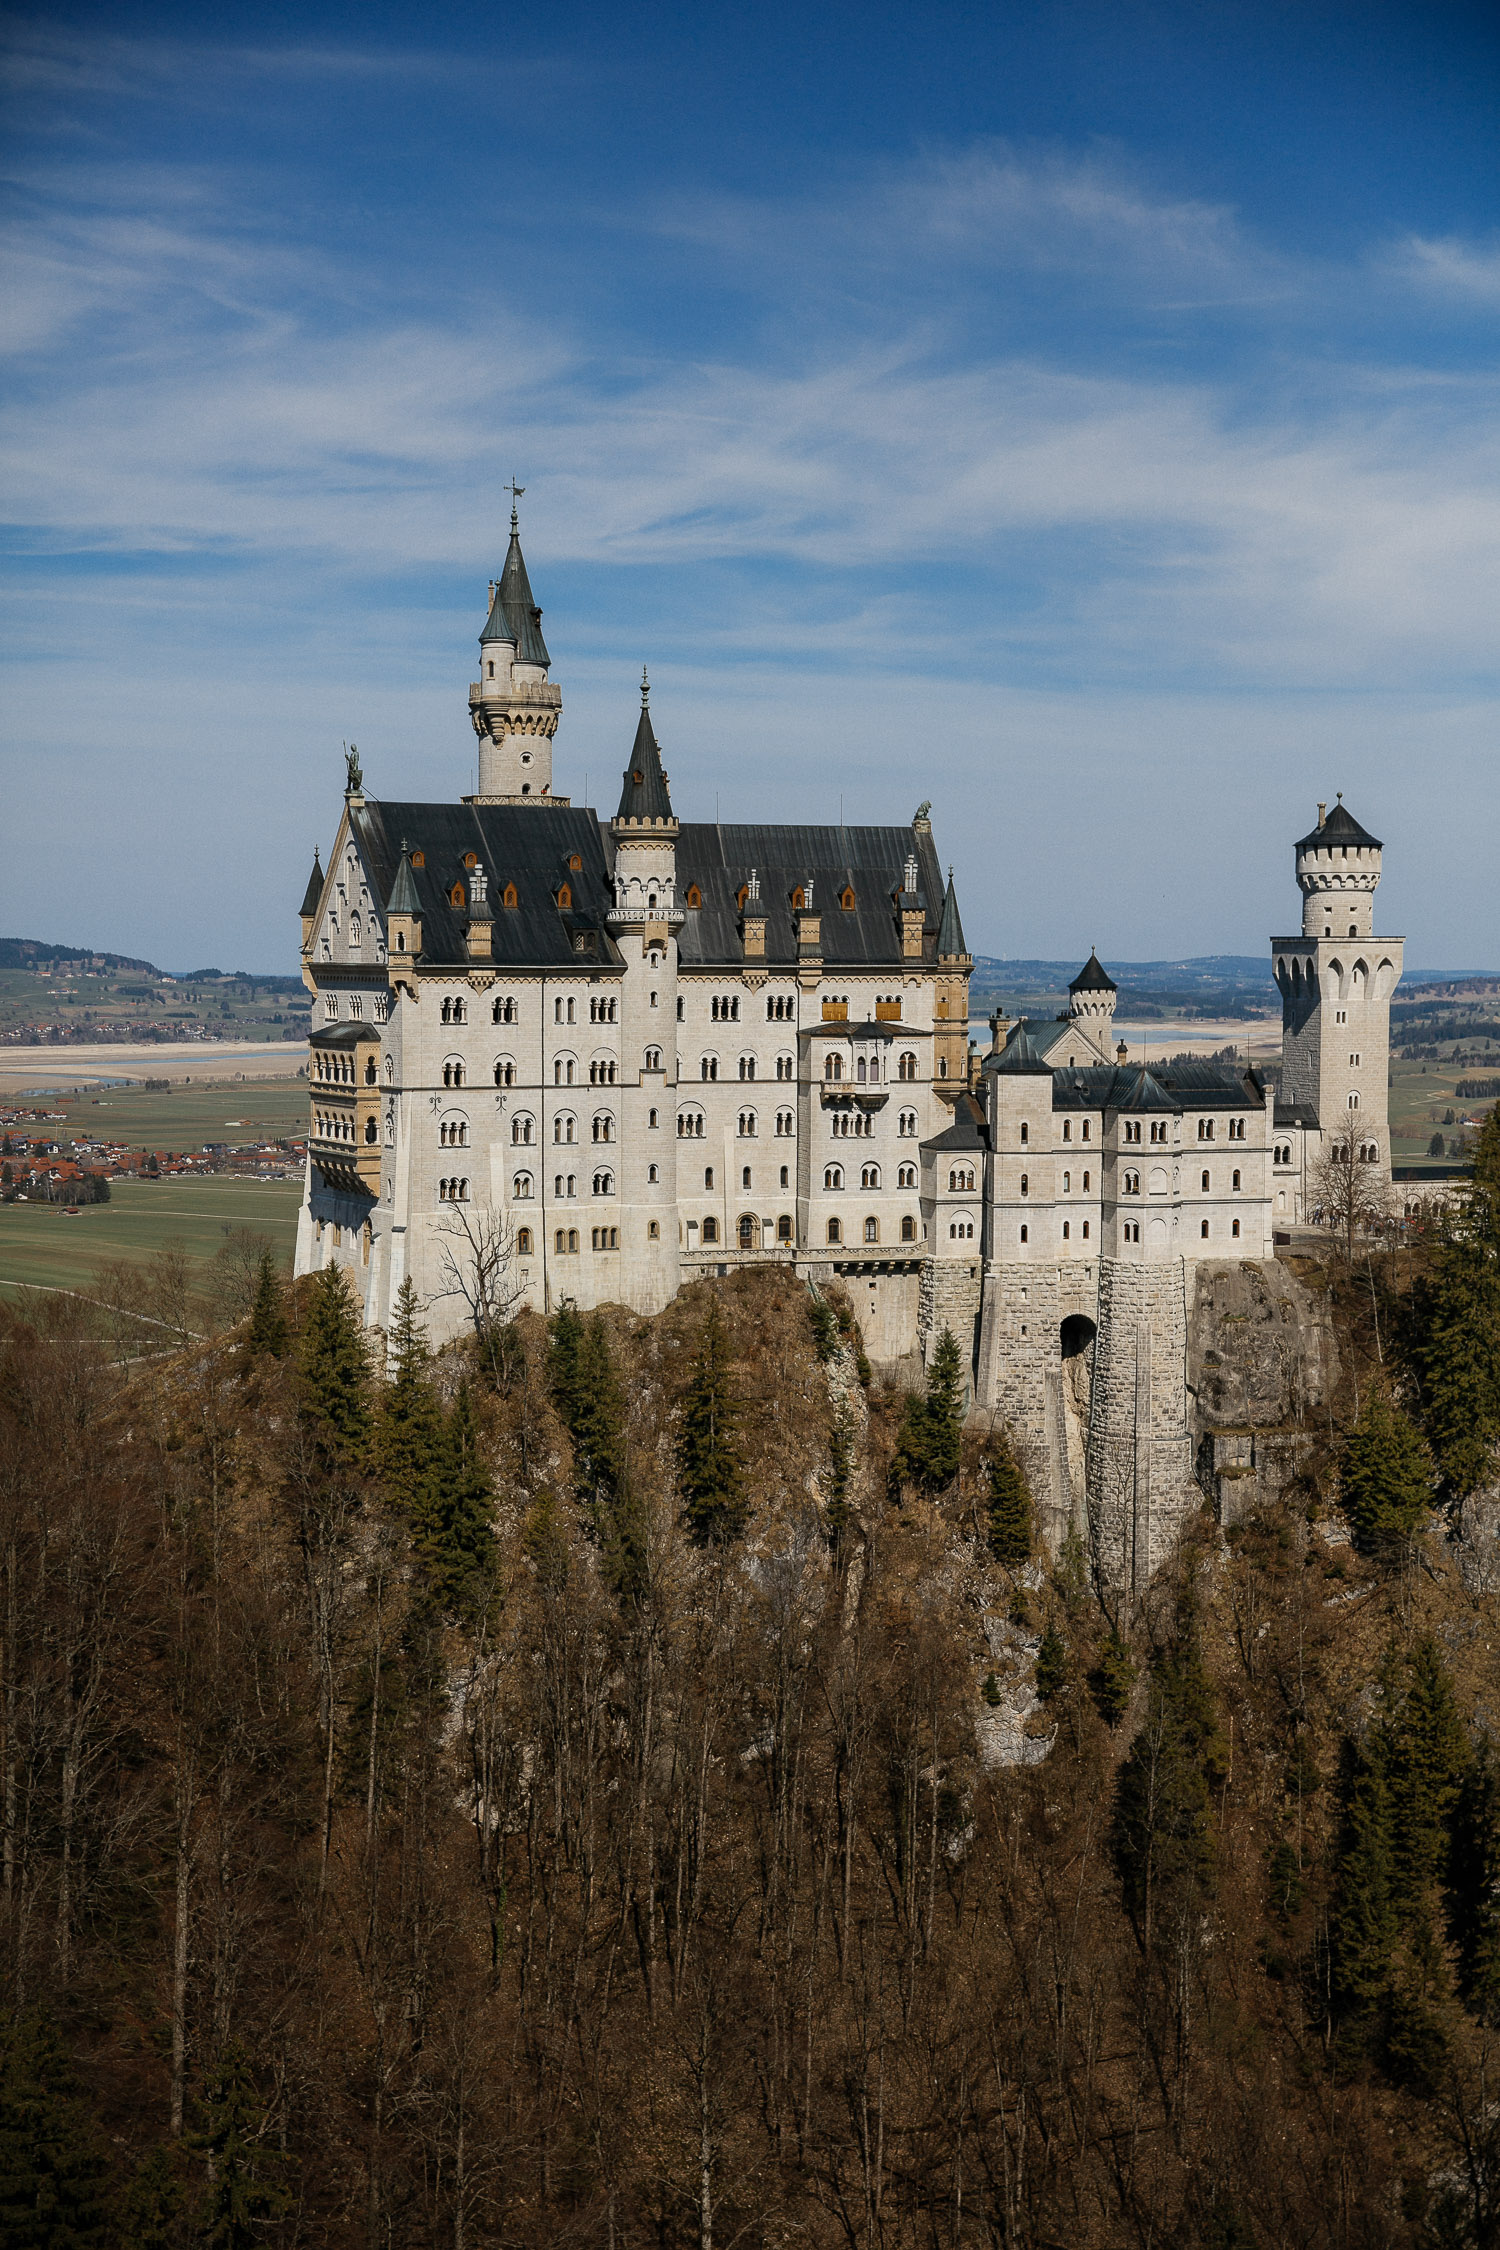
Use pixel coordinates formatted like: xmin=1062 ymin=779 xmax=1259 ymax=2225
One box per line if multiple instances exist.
xmin=1086 ymin=1258 xmax=1198 ymax=1593
xmin=919 ymin=1257 xmax=984 ymax=1384
xmin=974 ymin=1261 xmax=1099 ymax=1549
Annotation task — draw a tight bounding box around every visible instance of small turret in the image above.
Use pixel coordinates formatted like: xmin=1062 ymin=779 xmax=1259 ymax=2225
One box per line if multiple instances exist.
xmin=1295 ymin=796 xmax=1383 ymax=938
xmin=614 ymin=671 xmax=676 ymax=828
xmin=468 ymin=490 xmax=563 ymax=802
xmin=1067 ymin=950 xmax=1118 ymax=1059
xmin=299 ymin=848 xmax=324 ymax=951
xmin=937 ymin=866 xmax=971 ymax=967
xmin=386 ymin=841 xmax=422 ymax=966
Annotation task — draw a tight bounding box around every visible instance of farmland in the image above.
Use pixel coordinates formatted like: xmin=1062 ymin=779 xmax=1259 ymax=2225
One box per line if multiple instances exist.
xmin=0 ymin=1174 xmax=302 ymax=1306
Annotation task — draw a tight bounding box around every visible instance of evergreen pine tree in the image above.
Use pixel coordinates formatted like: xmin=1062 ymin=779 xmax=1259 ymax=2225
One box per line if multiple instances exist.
xmin=1090 ymin=1630 xmax=1137 ymax=1727
xmin=547 ymin=1303 xmax=588 ymax=1435
xmin=892 ymin=1327 xmax=965 ymax=1495
xmin=1339 ymin=1388 xmax=1433 ymax=1558
xmin=1448 ymin=1740 xmax=1500 ymax=2025
xmin=571 ymin=1316 xmax=628 ymax=1527
xmin=986 ymin=1431 xmax=1033 ymax=1563
xmin=1328 ymin=1740 xmax=1401 ymax=2053
xmin=416 ymin=1381 xmax=497 ymax=1622
xmin=1111 ymin=1633 xmax=1226 ymax=1938
xmin=296 ymin=1265 xmax=371 ymax=1464
xmin=677 ymin=1298 xmax=748 ymax=1546
xmin=243 ymin=1252 xmax=288 ymax=1360
xmin=192 ymin=2043 xmax=288 ymax=2250
xmin=1034 ymin=1625 xmax=1068 ymax=1702
xmin=1413 ymin=1235 xmax=1500 ymax=1498
xmin=377 ymin=1277 xmax=443 ymax=1516
xmin=521 ymin=1488 xmax=570 ymax=1593
xmin=118 ymin=2145 xmax=188 ymax=2250
xmin=0 ymin=2010 xmax=112 ymax=2249
xmin=1381 ymin=1633 xmax=1468 ymax=1918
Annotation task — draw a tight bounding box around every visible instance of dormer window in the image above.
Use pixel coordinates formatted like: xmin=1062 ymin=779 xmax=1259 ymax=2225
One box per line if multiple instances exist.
xmin=462 ymin=851 xmax=477 ymax=869
xmin=840 ymin=886 xmax=856 ymax=910
xmin=557 ymin=883 xmax=572 ymax=910
xmin=503 ymin=883 xmax=517 ymax=909
xmin=791 ymin=888 xmax=805 ymax=910
xmin=411 ymin=851 xmax=424 ymax=868
xmin=450 ymin=882 xmax=465 ymax=909
xmin=736 ymin=884 xmax=748 ymax=909
xmin=686 ymin=884 xmax=702 ymax=909
xmin=569 ymin=853 xmax=582 ymax=871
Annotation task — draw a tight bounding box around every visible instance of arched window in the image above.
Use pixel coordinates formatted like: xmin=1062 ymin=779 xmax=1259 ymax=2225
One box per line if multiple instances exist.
xmin=1123 ymin=1170 xmax=1139 ymax=1194
xmin=554 ymin=1113 xmax=576 ymax=1144
xmin=517 ymin=1227 xmax=532 ymax=1255
xmin=1231 ymin=1218 xmax=1241 ymax=1238
xmin=686 ymin=883 xmax=702 ymax=909
xmin=949 ymin=1165 xmax=974 ymax=1192
xmin=1232 ymin=1169 xmax=1241 ymax=1191
xmin=1019 ymin=1173 xmax=1029 ymax=1197
xmin=503 ymin=883 xmax=518 ymax=910
xmin=678 ymin=1109 xmax=705 ymax=1138
xmin=492 ymin=996 xmax=516 ymax=1024
xmin=1062 ymin=1170 xmax=1071 ymax=1193
xmin=512 ymin=1172 xmax=533 ymax=1198
xmin=824 ymin=1165 xmax=843 ymax=1190
xmin=364 ymin=1118 xmax=377 ymax=1143
xmin=702 ymin=1216 xmax=719 ymax=1245
xmin=778 ymin=1213 xmax=794 ymax=1242
xmin=898 ymin=1109 xmax=916 ymax=1138
xmin=364 ymin=1056 xmax=377 ymax=1085
xmin=1201 ymin=1169 xmax=1210 ymax=1192
xmin=949 ymin=1218 xmax=974 ymax=1240
xmin=739 ymin=1055 xmax=755 ymax=1080
xmin=864 ymin=1216 xmax=879 ymax=1242
xmin=1019 ymin=1224 xmax=1028 ymax=1244
xmin=1201 ymin=1219 xmax=1210 ymax=1238
xmin=449 ymin=882 xmax=465 ymax=910
xmin=776 ymin=1053 xmax=793 ymax=1079
xmin=841 ymin=886 xmax=856 ymax=910
xmin=826 ymin=1217 xmax=842 ymax=1244
xmin=511 ymin=1113 xmax=534 ymax=1145
xmin=701 ymin=1055 xmax=719 ymax=1081
xmin=1061 ymin=1222 xmax=1070 ymax=1240
xmin=861 ymin=1164 xmax=880 ymax=1189
xmin=824 ymin=1055 xmax=843 ymax=1082
xmin=1347 ymin=1091 xmax=1360 ymax=1109
xmin=442 ymin=1058 xmax=466 ymax=1088
xmin=557 ymin=882 xmax=572 ymax=910
xmin=738 ymin=1110 xmax=757 ymax=1137
xmin=593 ymin=1171 xmax=613 ymax=1196
xmin=439 ymin=1117 xmax=470 ymax=1148
xmin=1063 ymin=1120 xmax=1072 ymax=1142
xmin=898 ymin=1052 xmax=917 ymax=1082
xmin=1082 ymin=1170 xmax=1090 ymax=1192
xmin=494 ymin=1058 xmax=515 ymax=1087
xmin=738 ymin=1213 xmax=756 ymax=1248
xmin=592 ymin=1112 xmax=615 ymax=1142
xmin=1019 ymin=1121 xmax=1029 ymax=1146
xmin=900 ymin=1214 xmax=917 ymax=1242
xmin=645 ymin=1046 xmax=662 ymax=1071
xmin=1082 ymin=1121 xmax=1091 ymax=1141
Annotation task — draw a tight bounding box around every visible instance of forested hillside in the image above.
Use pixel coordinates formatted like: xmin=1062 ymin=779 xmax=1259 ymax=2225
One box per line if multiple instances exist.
xmin=3 ymin=1123 xmax=1500 ymax=2247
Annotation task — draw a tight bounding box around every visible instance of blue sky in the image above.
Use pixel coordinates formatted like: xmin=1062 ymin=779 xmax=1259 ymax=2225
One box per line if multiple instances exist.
xmin=2 ymin=0 xmax=1497 ymax=973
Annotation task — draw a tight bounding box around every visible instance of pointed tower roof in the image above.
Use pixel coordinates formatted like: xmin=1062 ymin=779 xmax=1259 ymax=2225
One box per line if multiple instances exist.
xmin=1118 ymin=1067 xmax=1178 ymax=1114
xmin=299 ymin=848 xmax=324 ymax=918
xmin=1296 ymin=796 xmax=1381 ymax=854
xmin=1069 ymin=948 xmax=1117 ymax=994
xmin=614 ymin=673 xmax=675 ymax=825
xmin=480 ymin=516 xmax=551 ymax=667
xmin=937 ymin=865 xmax=968 ymax=958
xmin=987 ymin=1024 xmax=1053 ymax=1077
xmin=387 ymin=842 xmax=421 ymax=917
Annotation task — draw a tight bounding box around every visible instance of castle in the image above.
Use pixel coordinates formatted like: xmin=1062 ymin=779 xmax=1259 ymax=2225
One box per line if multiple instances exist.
xmin=295 ymin=515 xmax=1402 ymax=1576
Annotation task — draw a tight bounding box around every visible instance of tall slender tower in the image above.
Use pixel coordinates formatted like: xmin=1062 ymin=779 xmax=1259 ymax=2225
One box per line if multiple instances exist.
xmin=467 ymin=494 xmax=563 ymax=802
xmin=1272 ymin=797 xmax=1403 ymax=1180
xmin=607 ymin=675 xmax=684 ymax=1312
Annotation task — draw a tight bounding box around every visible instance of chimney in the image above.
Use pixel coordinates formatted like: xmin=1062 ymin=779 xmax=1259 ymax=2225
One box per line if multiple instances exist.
xmin=1116 ymin=1039 xmax=1129 ymax=1064
xmin=989 ymin=1007 xmax=1008 ymax=1054
xmin=1316 ymin=802 xmax=1326 ymax=828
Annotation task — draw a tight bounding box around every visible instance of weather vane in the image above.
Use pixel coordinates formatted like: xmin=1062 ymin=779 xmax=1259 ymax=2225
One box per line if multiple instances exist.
xmin=505 ymin=477 xmax=525 ymax=532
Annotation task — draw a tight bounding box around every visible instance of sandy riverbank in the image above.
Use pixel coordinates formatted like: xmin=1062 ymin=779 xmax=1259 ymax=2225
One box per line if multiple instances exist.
xmin=0 ymin=1042 xmax=303 ymax=1092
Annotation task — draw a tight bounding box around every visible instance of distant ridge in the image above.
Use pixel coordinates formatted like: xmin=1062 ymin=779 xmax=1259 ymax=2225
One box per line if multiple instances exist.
xmin=0 ymin=937 xmax=159 ymax=974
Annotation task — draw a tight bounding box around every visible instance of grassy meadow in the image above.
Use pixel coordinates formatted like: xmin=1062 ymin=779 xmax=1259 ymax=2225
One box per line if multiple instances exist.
xmin=0 ymin=1174 xmax=302 ymax=1309
xmin=13 ymin=1075 xmax=309 ymax=1154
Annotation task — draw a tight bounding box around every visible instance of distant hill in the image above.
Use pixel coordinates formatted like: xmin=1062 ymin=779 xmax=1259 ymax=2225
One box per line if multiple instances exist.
xmin=0 ymin=937 xmax=160 ymax=975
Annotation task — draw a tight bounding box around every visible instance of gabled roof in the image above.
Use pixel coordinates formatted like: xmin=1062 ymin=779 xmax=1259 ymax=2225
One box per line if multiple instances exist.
xmin=674 ymin=823 xmax=943 ymax=968
xmin=480 ymin=529 xmax=550 ymax=667
xmin=987 ymin=1025 xmax=1053 ymax=1076
xmin=937 ymin=867 xmax=968 ymax=959
xmin=1069 ymin=949 xmax=1117 ymax=994
xmin=1296 ymin=798 xmax=1381 ymax=854
xmin=353 ymin=801 xmax=620 ymax=968
xmin=615 ymin=691 xmax=675 ymax=824
xmin=299 ymin=849 xmax=324 ymax=918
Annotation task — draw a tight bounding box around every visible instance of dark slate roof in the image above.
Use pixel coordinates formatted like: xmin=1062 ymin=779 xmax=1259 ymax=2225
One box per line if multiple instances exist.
xmin=480 ymin=530 xmax=550 ymax=667
xmin=1296 ymin=799 xmax=1381 ymax=854
xmin=923 ymin=1092 xmax=988 ymax=1153
xmin=987 ymin=1025 xmax=1054 ymax=1076
xmin=352 ymin=800 xmax=620 ymax=969
xmin=615 ymin=696 xmax=675 ymax=825
xmin=937 ymin=868 xmax=968 ymax=959
xmin=300 ymin=850 xmax=324 ymax=917
xmin=1274 ymin=1098 xmax=1320 ymax=1128
xmin=1069 ymin=949 xmax=1117 ymax=994
xmin=675 ymin=823 xmax=944 ymax=968
xmin=310 ymin=1020 xmax=379 ymax=1049
xmin=1047 ymin=1059 xmax=1267 ymax=1114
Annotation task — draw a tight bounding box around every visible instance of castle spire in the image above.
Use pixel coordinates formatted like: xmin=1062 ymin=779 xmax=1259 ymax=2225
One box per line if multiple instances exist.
xmin=937 ymin=865 xmax=968 ymax=960
xmin=615 ymin=676 xmax=674 ymax=825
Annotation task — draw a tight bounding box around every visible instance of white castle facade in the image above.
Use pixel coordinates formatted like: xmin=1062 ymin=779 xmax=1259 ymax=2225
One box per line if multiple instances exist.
xmin=295 ymin=519 xmax=1402 ymax=1527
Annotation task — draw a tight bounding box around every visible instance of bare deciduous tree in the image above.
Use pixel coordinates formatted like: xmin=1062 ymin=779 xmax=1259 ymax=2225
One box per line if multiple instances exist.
xmin=1310 ymin=1142 xmax=1393 ymax=1265
xmin=431 ymin=1201 xmax=526 ymax=1381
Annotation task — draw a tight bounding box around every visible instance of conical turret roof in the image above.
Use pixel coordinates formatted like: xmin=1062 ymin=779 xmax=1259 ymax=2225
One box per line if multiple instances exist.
xmin=937 ymin=865 xmax=968 ymax=958
xmin=1069 ymin=948 xmax=1117 ymax=994
xmin=1296 ymin=798 xmax=1381 ymax=854
xmin=299 ymin=848 xmax=324 ymax=918
xmin=615 ymin=680 xmax=675 ymax=824
xmin=480 ymin=528 xmax=550 ymax=667
xmin=987 ymin=1025 xmax=1053 ymax=1076
xmin=387 ymin=843 xmax=421 ymax=917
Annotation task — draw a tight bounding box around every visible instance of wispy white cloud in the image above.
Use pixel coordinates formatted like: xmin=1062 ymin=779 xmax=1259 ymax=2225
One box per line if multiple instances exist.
xmin=1392 ymin=231 xmax=1500 ymax=303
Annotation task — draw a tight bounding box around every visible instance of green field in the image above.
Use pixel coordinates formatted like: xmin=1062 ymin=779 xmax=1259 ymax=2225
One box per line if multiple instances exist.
xmin=10 ymin=1075 xmax=309 ymax=1154
xmin=0 ymin=1175 xmax=303 ymax=1306
xmin=1389 ymin=1051 xmax=1497 ymax=1164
